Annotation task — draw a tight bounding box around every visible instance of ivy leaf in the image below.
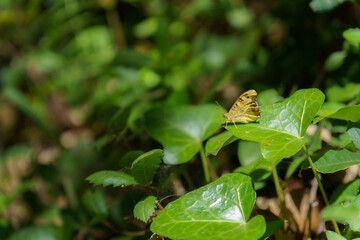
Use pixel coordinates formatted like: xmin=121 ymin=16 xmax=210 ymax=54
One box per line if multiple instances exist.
xmin=131 ymin=149 xmax=163 ymax=185
xmin=205 ymin=131 xmax=237 ymax=156
xmin=314 ymin=105 xmax=360 ymax=123
xmin=86 ymin=171 xmax=138 ymax=187
xmin=309 ymin=0 xmax=348 ymax=12
xmin=321 ymin=195 xmax=360 ymax=231
xmin=226 ymin=89 xmax=324 ymax=163
xmin=307 ymin=149 xmax=360 ymax=173
xmin=145 ymin=104 xmax=224 ymax=164
xmin=133 ymin=196 xmax=157 ymax=223
xmin=150 ymin=173 xmax=266 ymax=240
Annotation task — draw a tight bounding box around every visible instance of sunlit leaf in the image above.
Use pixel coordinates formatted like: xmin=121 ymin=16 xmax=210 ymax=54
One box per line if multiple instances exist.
xmin=151 ymin=173 xmax=266 ymax=240
xmin=133 ymin=196 xmax=157 ymax=223
xmin=226 ymin=89 xmax=324 ymax=163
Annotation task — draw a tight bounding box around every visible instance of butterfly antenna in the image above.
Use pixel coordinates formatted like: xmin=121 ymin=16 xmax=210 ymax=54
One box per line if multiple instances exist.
xmin=159 ymin=195 xmax=177 ymax=203
xmin=215 ymin=100 xmax=226 ymax=111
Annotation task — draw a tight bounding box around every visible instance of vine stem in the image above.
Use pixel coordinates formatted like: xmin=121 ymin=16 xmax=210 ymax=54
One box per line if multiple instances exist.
xmin=199 ymin=143 xmax=211 ymax=183
xmin=271 ymin=162 xmax=287 ymax=219
xmin=302 ymin=146 xmax=340 ymax=234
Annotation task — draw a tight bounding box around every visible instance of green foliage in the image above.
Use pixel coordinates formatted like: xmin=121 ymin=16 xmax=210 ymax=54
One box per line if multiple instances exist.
xmin=306 ymin=149 xmax=360 ymax=173
xmin=330 ymin=179 xmax=360 ymax=205
xmin=326 ymin=231 xmax=347 ymax=240
xmin=310 ymin=0 xmax=348 ymax=12
xmin=150 ymin=174 xmax=266 ymax=240
xmin=314 ymin=105 xmax=360 ymax=123
xmin=2 ymin=0 xmax=360 ymax=239
xmin=348 ymin=125 xmax=360 ymax=149
xmin=343 ymin=28 xmax=360 ymax=48
xmin=226 ymin=89 xmax=324 ymax=163
xmin=9 ymin=226 xmax=66 ymax=240
xmin=133 ymin=196 xmax=157 ymax=223
xmin=205 ymin=131 xmax=237 ymax=156
xmin=86 ymin=171 xmax=138 ymax=187
xmin=321 ymin=195 xmax=360 ymax=231
xmin=82 ymin=189 xmax=108 ymax=225
xmin=131 ymin=149 xmax=163 ymax=185
xmin=259 ymin=220 xmax=285 ymax=240
xmin=145 ymin=105 xmax=224 ymax=164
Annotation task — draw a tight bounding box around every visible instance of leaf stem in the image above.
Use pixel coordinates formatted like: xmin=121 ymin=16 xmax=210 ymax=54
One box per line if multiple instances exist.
xmin=199 ymin=144 xmax=211 ymax=184
xmin=302 ymin=146 xmax=340 ymax=234
xmin=271 ymin=162 xmax=287 ymax=219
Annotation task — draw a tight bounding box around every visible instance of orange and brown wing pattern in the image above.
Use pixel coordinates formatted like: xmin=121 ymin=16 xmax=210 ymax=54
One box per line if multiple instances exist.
xmin=223 ymin=89 xmax=261 ymax=125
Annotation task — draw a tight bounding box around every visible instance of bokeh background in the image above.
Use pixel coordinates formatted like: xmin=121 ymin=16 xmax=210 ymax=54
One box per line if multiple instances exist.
xmin=0 ymin=0 xmax=360 ymax=239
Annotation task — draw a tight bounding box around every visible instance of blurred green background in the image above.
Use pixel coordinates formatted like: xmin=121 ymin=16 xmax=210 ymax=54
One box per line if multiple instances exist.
xmin=0 ymin=0 xmax=360 ymax=239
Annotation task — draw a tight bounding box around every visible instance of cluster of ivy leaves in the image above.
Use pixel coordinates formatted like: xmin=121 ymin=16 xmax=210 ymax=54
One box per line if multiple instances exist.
xmin=0 ymin=0 xmax=360 ymax=239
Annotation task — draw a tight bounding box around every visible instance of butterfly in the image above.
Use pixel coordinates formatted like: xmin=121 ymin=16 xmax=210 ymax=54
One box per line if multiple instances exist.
xmin=222 ymin=89 xmax=261 ymax=128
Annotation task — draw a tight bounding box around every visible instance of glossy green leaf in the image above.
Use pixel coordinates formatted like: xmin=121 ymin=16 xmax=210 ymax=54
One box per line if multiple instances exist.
xmin=226 ymin=89 xmax=324 ymax=163
xmin=310 ymin=0 xmax=348 ymax=11
xmin=205 ymin=131 xmax=237 ymax=156
xmin=145 ymin=104 xmax=224 ymax=164
xmin=326 ymin=231 xmax=346 ymax=240
xmin=330 ymin=179 xmax=360 ymax=205
xmin=321 ymin=195 xmax=360 ymax=231
xmin=133 ymin=196 xmax=157 ymax=223
xmin=259 ymin=220 xmax=285 ymax=240
xmin=314 ymin=105 xmax=360 ymax=123
xmin=348 ymin=125 xmax=360 ymax=150
xmin=82 ymin=189 xmax=108 ymax=224
xmin=86 ymin=171 xmax=138 ymax=187
xmin=310 ymin=149 xmax=360 ymax=173
xmin=9 ymin=225 xmax=65 ymax=240
xmin=151 ymin=173 xmax=266 ymax=240
xmin=131 ymin=149 xmax=163 ymax=185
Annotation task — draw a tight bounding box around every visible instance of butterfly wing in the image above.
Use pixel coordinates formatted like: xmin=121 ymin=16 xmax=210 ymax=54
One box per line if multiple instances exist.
xmin=225 ymin=89 xmax=261 ymax=123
